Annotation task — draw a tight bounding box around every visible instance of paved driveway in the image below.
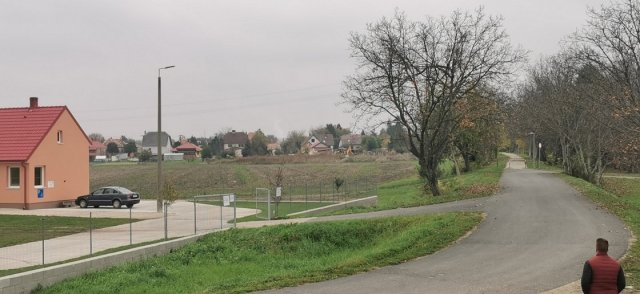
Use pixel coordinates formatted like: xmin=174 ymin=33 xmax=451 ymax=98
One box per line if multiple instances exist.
xmin=260 ymin=156 xmax=630 ymax=294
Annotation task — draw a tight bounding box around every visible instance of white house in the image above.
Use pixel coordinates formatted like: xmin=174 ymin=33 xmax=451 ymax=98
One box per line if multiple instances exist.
xmin=141 ymin=131 xmax=173 ymax=156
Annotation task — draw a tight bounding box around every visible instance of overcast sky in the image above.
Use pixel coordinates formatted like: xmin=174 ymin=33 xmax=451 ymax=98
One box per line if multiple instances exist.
xmin=0 ymin=0 xmax=605 ymax=141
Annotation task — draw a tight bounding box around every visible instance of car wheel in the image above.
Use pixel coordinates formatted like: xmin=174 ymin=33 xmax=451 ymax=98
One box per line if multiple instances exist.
xmin=126 ymin=204 xmax=134 ymax=209
xmin=79 ymin=199 xmax=88 ymax=208
xmin=113 ymin=199 xmax=122 ymax=209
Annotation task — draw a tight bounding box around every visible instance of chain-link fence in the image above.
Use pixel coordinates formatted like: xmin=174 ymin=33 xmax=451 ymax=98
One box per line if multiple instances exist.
xmin=0 ymin=198 xmax=241 ymax=271
xmin=0 ymin=179 xmax=377 ymax=272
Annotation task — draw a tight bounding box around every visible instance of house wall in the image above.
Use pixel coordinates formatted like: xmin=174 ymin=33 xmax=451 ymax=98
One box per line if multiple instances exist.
xmin=24 ymin=110 xmax=89 ymax=209
xmin=147 ymin=143 xmax=172 ymax=156
xmin=0 ymin=162 xmax=26 ymax=208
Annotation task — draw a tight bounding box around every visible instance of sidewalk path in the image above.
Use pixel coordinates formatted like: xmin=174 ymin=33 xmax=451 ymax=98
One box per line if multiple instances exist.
xmin=259 ymin=154 xmax=630 ymax=294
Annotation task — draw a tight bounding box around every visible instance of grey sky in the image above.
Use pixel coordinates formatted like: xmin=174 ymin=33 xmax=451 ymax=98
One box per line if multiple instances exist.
xmin=0 ymin=0 xmax=604 ymax=141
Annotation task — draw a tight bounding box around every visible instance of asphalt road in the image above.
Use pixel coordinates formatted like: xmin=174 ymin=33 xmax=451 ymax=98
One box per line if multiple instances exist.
xmin=260 ymin=163 xmax=630 ymax=293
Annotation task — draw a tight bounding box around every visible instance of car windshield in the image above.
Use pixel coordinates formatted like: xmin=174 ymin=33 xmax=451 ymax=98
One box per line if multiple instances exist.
xmin=114 ymin=187 xmax=134 ymax=194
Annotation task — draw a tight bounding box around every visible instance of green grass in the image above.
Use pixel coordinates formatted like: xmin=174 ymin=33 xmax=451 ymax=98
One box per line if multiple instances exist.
xmin=524 ymin=158 xmax=562 ymax=171
xmin=318 ymin=157 xmax=505 ymax=215
xmin=37 ymin=212 xmax=482 ymax=294
xmin=196 ymin=200 xmax=331 ymax=222
xmin=559 ymin=175 xmax=640 ymax=287
xmin=0 ymin=215 xmax=139 ymax=248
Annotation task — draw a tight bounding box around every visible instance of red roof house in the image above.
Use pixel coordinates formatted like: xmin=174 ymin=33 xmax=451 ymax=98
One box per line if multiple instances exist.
xmin=0 ymin=97 xmax=91 ymax=209
xmin=89 ymin=140 xmax=106 ymax=160
xmin=174 ymin=142 xmax=202 ymax=159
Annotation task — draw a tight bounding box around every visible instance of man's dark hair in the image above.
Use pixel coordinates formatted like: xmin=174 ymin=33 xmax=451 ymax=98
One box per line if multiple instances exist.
xmin=596 ymin=238 xmax=609 ymax=253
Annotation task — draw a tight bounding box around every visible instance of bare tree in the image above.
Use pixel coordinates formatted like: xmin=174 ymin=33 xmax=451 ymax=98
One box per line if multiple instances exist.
xmin=518 ymin=53 xmax=615 ymax=184
xmin=88 ymin=133 xmax=105 ymax=142
xmin=571 ymin=0 xmax=640 ymax=132
xmin=342 ymin=8 xmax=525 ymax=195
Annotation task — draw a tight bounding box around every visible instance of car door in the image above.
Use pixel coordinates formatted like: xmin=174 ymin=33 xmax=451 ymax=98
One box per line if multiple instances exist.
xmin=100 ymin=188 xmax=116 ymax=205
xmin=87 ymin=188 xmax=104 ymax=206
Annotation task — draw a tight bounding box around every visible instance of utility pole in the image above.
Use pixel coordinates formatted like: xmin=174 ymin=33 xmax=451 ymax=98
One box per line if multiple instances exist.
xmin=157 ymin=66 xmax=175 ymax=212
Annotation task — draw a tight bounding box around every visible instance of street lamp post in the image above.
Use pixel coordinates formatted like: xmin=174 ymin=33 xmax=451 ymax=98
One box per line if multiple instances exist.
xmin=157 ymin=65 xmax=175 ymax=213
xmin=528 ymin=132 xmax=535 ymax=159
xmin=537 ymin=142 xmax=542 ymax=168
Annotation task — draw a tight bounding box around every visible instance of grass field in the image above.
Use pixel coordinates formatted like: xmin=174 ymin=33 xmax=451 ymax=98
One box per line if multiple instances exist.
xmin=37 ymin=212 xmax=482 ymax=294
xmin=90 ymin=156 xmax=416 ymax=199
xmin=560 ymin=175 xmax=640 ymax=287
xmin=0 ymin=215 xmax=138 ymax=248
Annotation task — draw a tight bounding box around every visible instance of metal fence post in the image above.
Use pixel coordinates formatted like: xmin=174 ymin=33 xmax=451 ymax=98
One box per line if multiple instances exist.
xmin=233 ymin=194 xmax=237 ymax=228
xmin=129 ymin=207 xmax=132 ymax=245
xmin=164 ymin=204 xmax=168 ymax=240
xmin=267 ymin=190 xmax=271 ymax=221
xmin=41 ymin=218 xmax=45 ymax=265
xmin=89 ymin=212 xmax=93 ymax=256
xmin=289 ymin=188 xmax=292 ymax=211
xmin=305 ymin=183 xmax=308 ymax=210
xmin=220 ymin=198 xmax=223 ymax=229
xmin=194 ymin=196 xmax=197 ymax=235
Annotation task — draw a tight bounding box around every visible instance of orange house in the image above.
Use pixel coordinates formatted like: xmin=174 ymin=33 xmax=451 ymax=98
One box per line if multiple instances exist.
xmin=0 ymin=97 xmax=90 ymax=209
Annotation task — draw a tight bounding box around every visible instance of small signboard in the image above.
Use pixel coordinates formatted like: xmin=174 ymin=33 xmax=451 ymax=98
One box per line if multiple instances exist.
xmin=37 ymin=188 xmax=44 ymax=199
xmin=223 ymin=195 xmax=230 ymax=207
xmin=230 ymin=194 xmax=235 ymax=202
xmin=47 ymin=181 xmax=55 ymax=188
xmin=276 ymin=187 xmax=282 ymax=198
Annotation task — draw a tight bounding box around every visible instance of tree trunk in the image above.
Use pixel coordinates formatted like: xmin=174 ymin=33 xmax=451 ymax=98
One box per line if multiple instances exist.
xmin=462 ymin=152 xmax=472 ymax=172
xmin=418 ymin=157 xmax=441 ymax=196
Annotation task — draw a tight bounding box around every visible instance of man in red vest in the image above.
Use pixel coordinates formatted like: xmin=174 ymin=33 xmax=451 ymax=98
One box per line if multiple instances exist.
xmin=581 ymin=238 xmax=626 ymax=294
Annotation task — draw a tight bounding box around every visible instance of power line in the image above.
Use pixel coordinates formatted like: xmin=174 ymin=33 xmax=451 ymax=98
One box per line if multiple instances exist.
xmin=76 ymin=83 xmax=340 ymax=114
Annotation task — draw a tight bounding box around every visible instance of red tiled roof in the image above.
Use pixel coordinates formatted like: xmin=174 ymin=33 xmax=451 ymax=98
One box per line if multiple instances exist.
xmin=0 ymin=106 xmax=66 ymax=161
xmin=89 ymin=140 xmax=105 ymax=151
xmin=175 ymin=142 xmax=202 ymax=151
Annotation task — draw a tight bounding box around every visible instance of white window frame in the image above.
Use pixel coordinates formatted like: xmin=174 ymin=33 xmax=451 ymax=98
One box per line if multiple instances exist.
xmin=34 ymin=166 xmax=45 ymax=188
xmin=8 ymin=166 xmax=20 ymax=188
xmin=57 ymin=130 xmax=63 ymax=144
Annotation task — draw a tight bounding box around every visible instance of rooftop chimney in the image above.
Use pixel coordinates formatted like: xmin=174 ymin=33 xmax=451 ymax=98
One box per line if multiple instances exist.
xmin=29 ymin=97 xmax=38 ymax=108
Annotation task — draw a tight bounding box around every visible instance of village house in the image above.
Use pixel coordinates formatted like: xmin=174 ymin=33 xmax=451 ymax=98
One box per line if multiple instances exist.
xmin=89 ymin=140 xmax=106 ymax=161
xmin=223 ymin=130 xmax=248 ymax=157
xmin=0 ymin=97 xmax=90 ymax=209
xmin=172 ymin=141 xmax=202 ymax=160
xmin=339 ymin=134 xmax=363 ymax=153
xmin=141 ymin=131 xmax=173 ymax=159
xmin=103 ymin=137 xmax=125 ymax=152
xmin=304 ymin=133 xmax=334 ymax=155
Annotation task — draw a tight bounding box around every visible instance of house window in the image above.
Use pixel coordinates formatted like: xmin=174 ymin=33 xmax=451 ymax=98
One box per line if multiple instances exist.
xmin=8 ymin=167 xmax=20 ymax=188
xmin=34 ymin=167 xmax=44 ymax=187
xmin=57 ymin=130 xmax=63 ymax=143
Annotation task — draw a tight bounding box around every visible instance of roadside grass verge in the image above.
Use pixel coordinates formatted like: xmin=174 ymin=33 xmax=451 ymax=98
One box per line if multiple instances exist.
xmin=559 ymin=175 xmax=640 ymax=287
xmin=318 ymin=158 xmax=505 ymax=215
xmin=524 ymin=158 xmax=562 ymax=172
xmin=37 ymin=212 xmax=482 ymax=294
xmin=0 ymin=215 xmax=139 ymax=248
